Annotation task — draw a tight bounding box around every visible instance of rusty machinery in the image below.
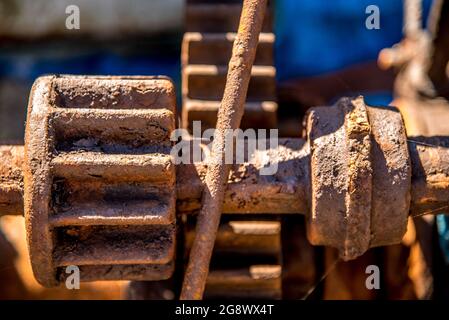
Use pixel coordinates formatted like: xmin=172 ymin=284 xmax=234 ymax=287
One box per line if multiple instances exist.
xmin=1 ymin=0 xmax=449 ymax=300
xmin=182 ymin=0 xmax=277 ymax=131
xmin=379 ymin=0 xmax=449 ymax=134
xmin=376 ymin=0 xmax=449 ymax=298
xmin=1 ymin=76 xmax=449 ymax=294
xmin=181 ymin=0 xmax=282 ymax=299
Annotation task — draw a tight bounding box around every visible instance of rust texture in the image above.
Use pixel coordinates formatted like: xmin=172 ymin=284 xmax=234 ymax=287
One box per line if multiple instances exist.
xmin=182 ymin=0 xmax=277 ymax=132
xmin=176 ymin=138 xmax=309 ymax=215
xmin=23 ymin=75 xmax=177 ymax=287
xmin=378 ymin=0 xmax=449 ymax=298
xmin=180 ymin=0 xmax=269 ymax=300
xmin=306 ymin=96 xmax=411 ymax=261
xmin=184 ymin=216 xmax=282 ymax=299
xmin=409 ymin=136 xmax=449 ymax=216
xmin=181 ymin=0 xmax=282 ymax=299
xmin=0 ymin=145 xmax=24 ymax=216
xmin=3 ymin=95 xmax=449 ymax=284
xmin=0 ymin=139 xmax=309 ymax=218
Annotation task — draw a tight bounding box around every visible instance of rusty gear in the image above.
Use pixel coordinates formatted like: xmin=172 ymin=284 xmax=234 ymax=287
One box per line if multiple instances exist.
xmin=182 ymin=0 xmax=277 ymax=132
xmin=23 ymin=75 xmax=177 ymax=287
xmin=2 ymin=87 xmax=449 ymax=285
xmin=184 ymin=216 xmax=282 ymax=299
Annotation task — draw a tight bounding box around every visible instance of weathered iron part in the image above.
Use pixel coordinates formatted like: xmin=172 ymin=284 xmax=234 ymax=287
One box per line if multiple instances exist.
xmin=0 ymin=145 xmax=23 ymax=216
xmin=378 ymin=32 xmax=433 ymax=100
xmin=23 ymin=75 xmax=177 ymax=287
xmin=182 ymin=1 xmax=277 ymax=133
xmin=183 ymin=100 xmax=278 ymax=133
xmin=395 ymin=97 xmax=449 ymax=137
xmin=184 ymin=216 xmax=282 ymax=299
xmin=181 ymin=1 xmax=280 ymax=300
xmin=180 ymin=6 xmax=281 ymax=299
xmin=409 ymin=136 xmax=449 ymax=216
xmin=206 ymin=265 xmax=282 ymax=299
xmin=378 ymin=0 xmax=424 ymax=71
xmin=181 ymin=0 xmax=269 ymax=300
xmin=176 ymin=138 xmax=310 ymax=215
xmin=182 ymin=32 xmax=274 ymax=68
xmin=0 ymin=139 xmax=309 ymax=217
xmin=183 ymin=65 xmax=276 ymax=101
xmin=380 ymin=0 xmax=449 ymax=297
xmin=306 ymin=96 xmax=411 ymax=260
xmin=4 ymin=95 xmax=449 ymax=272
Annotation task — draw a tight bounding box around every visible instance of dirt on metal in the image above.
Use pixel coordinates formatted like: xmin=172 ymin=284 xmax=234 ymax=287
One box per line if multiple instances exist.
xmin=181 ymin=0 xmax=269 ymax=300
xmin=306 ymin=96 xmax=411 ymax=260
xmin=23 ymin=75 xmax=177 ymax=287
xmin=182 ymin=0 xmax=277 ymax=133
xmin=3 ymin=92 xmax=449 ymax=285
xmin=0 ymin=145 xmax=23 ymax=216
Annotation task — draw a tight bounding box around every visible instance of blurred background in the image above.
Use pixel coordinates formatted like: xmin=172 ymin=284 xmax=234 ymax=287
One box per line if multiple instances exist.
xmin=2 ymin=0 xmax=449 ymax=300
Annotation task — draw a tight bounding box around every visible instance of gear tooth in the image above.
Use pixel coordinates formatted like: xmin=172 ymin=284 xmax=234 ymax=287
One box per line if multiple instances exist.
xmin=182 ymin=1 xmax=277 ymax=133
xmin=185 ymin=216 xmax=282 ymax=299
xmin=180 ymin=1 xmax=282 ymax=299
xmin=24 ymin=76 xmax=177 ymax=286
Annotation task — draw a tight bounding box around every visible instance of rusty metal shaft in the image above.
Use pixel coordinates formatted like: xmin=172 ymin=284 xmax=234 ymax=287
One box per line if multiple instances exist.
xmin=180 ymin=0 xmax=268 ymax=300
xmin=3 ymin=138 xmax=449 ymax=218
xmin=409 ymin=136 xmax=449 ymax=216
xmin=0 ymin=139 xmax=310 ymax=218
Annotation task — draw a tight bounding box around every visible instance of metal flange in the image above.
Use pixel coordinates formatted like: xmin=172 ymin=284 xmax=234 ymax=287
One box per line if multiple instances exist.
xmin=306 ymin=96 xmax=411 ymax=260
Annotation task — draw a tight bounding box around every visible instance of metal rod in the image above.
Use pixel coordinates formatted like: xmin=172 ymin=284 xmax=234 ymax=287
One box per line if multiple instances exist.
xmin=180 ymin=0 xmax=268 ymax=300
xmin=404 ymin=0 xmax=422 ymax=38
xmin=4 ymin=138 xmax=449 ymax=220
xmin=0 ymin=139 xmax=309 ymax=217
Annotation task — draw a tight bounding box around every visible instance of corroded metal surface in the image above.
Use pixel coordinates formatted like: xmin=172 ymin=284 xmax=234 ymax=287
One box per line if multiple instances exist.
xmin=306 ymin=96 xmax=411 ymax=261
xmin=181 ymin=0 xmax=269 ymax=300
xmin=184 ymin=216 xmax=282 ymax=299
xmin=0 ymin=145 xmax=23 ymax=216
xmin=23 ymin=75 xmax=177 ymax=287
xmin=176 ymin=138 xmax=309 ymax=215
xmin=182 ymin=0 xmax=277 ymax=132
xmin=367 ymin=105 xmax=410 ymax=248
xmin=3 ymin=94 xmax=449 ymax=286
xmin=180 ymin=1 xmax=281 ymax=299
xmin=0 ymin=139 xmax=310 ymax=217
xmin=379 ymin=0 xmax=449 ymax=299
xmin=409 ymin=136 xmax=449 ymax=216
